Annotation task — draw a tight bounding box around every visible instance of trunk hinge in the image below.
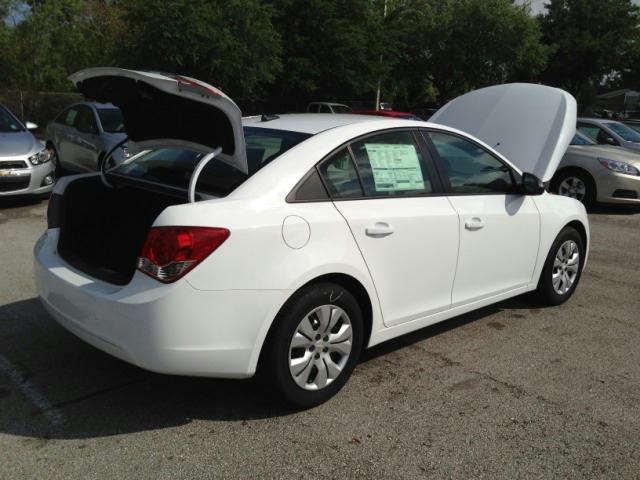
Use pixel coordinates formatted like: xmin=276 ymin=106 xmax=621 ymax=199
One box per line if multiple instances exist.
xmin=188 ymin=147 xmax=223 ymax=203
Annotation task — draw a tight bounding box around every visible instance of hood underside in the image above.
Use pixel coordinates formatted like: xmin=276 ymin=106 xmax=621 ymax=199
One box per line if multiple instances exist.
xmin=70 ymin=68 xmax=247 ymax=174
xmin=431 ymin=83 xmax=577 ymax=182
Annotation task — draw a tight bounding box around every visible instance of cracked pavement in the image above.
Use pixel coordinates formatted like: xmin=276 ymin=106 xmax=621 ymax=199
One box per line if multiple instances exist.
xmin=0 ymin=197 xmax=639 ymax=479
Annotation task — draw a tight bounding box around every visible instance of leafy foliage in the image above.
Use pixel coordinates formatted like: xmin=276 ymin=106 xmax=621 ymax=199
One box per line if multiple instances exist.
xmin=1 ymin=0 xmax=640 ymax=111
xmin=540 ymin=0 xmax=640 ymax=102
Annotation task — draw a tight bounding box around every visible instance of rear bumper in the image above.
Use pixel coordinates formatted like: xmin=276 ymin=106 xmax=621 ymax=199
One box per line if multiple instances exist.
xmin=594 ymin=168 xmax=640 ymax=204
xmin=34 ymin=230 xmax=290 ymax=378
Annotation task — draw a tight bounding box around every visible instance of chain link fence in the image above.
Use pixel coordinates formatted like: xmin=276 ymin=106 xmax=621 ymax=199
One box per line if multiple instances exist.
xmin=0 ymin=90 xmax=83 ymax=137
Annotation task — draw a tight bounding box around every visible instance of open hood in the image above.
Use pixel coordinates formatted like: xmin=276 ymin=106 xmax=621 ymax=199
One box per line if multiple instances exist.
xmin=69 ymin=68 xmax=248 ymax=174
xmin=430 ymin=83 xmax=576 ymax=182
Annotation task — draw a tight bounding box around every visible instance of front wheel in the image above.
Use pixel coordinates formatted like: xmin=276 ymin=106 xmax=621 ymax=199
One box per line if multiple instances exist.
xmin=47 ymin=144 xmax=64 ymax=178
xmin=261 ymin=282 xmax=363 ymax=408
xmin=536 ymin=226 xmax=585 ymax=306
xmin=551 ymin=169 xmax=596 ymax=208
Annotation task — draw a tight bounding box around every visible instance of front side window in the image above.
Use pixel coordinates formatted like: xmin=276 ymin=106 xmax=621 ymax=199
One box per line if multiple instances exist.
xmin=577 ymin=123 xmax=603 ymax=143
xmin=571 ymin=132 xmax=596 ymax=146
xmin=428 ymin=131 xmax=514 ymax=194
xmin=97 ymin=108 xmax=125 ymax=133
xmin=74 ymin=106 xmax=97 ymax=134
xmin=350 ymin=130 xmax=432 ymax=197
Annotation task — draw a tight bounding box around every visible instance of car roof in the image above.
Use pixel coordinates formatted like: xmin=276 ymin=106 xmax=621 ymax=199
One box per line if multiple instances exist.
xmin=578 ymin=117 xmax=621 ymax=126
xmin=308 ymin=102 xmax=348 ymax=107
xmin=242 ymin=113 xmax=387 ymax=134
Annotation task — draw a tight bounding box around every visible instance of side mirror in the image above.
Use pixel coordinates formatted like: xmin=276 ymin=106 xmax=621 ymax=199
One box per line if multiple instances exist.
xmin=521 ymin=172 xmax=545 ymax=196
xmin=25 ymin=121 xmax=38 ymax=130
xmin=604 ymin=136 xmax=618 ymax=146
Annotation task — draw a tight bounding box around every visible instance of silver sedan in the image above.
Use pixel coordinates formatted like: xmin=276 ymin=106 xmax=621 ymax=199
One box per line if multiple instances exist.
xmin=551 ymin=132 xmax=640 ymax=206
xmin=0 ymin=104 xmax=55 ymax=197
xmin=45 ymin=102 xmax=130 ymax=175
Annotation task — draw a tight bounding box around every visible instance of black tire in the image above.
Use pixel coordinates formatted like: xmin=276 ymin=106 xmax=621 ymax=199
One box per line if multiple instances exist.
xmin=536 ymin=226 xmax=585 ymax=306
xmin=551 ymin=168 xmax=596 ymax=209
xmin=260 ymin=282 xmax=363 ymax=408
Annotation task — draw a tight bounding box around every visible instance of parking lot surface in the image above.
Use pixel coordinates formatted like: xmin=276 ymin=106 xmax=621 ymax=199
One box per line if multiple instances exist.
xmin=1 ymin=197 xmax=639 ymax=479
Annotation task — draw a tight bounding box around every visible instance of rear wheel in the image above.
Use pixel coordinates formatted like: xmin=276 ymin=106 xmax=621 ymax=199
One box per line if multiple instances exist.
xmin=551 ymin=168 xmax=596 ymax=208
xmin=536 ymin=226 xmax=585 ymax=306
xmin=261 ymin=282 xmax=363 ymax=408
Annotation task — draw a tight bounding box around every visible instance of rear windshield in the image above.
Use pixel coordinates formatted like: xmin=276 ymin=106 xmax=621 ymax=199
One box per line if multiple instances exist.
xmin=97 ymin=108 xmax=125 ymax=133
xmin=109 ymin=126 xmax=311 ymax=197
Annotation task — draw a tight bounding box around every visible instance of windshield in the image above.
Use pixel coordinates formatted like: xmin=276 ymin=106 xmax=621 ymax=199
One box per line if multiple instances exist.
xmin=605 ymin=122 xmax=640 ymax=143
xmin=571 ymin=132 xmax=596 ymax=146
xmin=109 ymin=126 xmax=311 ymax=197
xmin=97 ymin=108 xmax=125 ymax=133
xmin=0 ymin=106 xmax=24 ymax=133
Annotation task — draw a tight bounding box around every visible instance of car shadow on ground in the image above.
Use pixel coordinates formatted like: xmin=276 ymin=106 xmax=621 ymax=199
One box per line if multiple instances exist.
xmin=0 ymin=294 xmax=538 ymax=440
xmin=0 ymin=196 xmax=47 ymax=210
xmin=588 ymin=203 xmax=640 ymax=215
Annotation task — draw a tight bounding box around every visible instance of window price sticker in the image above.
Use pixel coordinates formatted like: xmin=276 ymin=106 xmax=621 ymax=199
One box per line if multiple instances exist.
xmin=365 ymin=143 xmax=424 ymax=192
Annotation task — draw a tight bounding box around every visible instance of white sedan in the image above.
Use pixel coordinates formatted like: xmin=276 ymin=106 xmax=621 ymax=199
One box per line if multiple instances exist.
xmin=34 ymin=69 xmax=588 ymax=407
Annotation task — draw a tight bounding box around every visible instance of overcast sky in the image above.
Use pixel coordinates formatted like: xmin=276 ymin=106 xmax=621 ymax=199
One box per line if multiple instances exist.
xmin=520 ymin=0 xmax=640 ymax=15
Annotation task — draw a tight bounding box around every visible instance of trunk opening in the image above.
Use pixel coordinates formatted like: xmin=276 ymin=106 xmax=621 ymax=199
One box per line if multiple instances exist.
xmin=57 ymin=176 xmax=187 ymax=285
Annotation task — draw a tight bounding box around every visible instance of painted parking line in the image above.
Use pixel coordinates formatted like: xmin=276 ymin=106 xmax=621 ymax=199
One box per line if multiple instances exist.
xmin=0 ymin=353 xmax=65 ymax=427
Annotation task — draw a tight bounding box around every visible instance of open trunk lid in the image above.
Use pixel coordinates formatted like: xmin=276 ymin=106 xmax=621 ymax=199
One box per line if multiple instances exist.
xmin=430 ymin=83 xmax=576 ymax=182
xmin=69 ymin=68 xmax=248 ymax=174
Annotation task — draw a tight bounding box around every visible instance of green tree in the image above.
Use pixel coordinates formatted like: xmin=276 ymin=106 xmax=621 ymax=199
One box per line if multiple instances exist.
xmin=540 ymin=0 xmax=640 ymax=102
xmin=267 ymin=0 xmax=388 ymax=110
xmin=4 ymin=0 xmax=122 ymax=91
xmin=393 ymin=0 xmax=549 ymax=104
xmin=118 ymin=0 xmax=282 ymax=101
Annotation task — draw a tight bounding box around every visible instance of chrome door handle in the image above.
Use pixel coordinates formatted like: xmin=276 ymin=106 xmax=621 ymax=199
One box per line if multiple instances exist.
xmin=365 ymin=222 xmax=394 ymax=237
xmin=465 ymin=217 xmax=485 ymax=230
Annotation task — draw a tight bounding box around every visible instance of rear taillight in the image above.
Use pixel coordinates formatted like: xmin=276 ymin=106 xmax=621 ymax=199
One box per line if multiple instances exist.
xmin=137 ymin=227 xmax=230 ymax=283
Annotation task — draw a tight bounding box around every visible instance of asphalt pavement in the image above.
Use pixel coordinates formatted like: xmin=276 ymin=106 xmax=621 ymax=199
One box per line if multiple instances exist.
xmin=0 ymin=196 xmax=639 ymax=479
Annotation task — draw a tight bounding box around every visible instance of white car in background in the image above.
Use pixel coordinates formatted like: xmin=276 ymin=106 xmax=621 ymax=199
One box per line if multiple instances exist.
xmin=551 ymin=132 xmax=640 ymax=206
xmin=306 ymin=102 xmax=352 ymax=113
xmin=35 ymin=70 xmax=588 ymax=407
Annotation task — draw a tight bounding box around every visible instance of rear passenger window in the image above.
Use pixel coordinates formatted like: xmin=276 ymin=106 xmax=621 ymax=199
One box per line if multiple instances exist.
xmin=350 ymin=131 xmax=432 ymax=197
xmin=318 ymin=149 xmax=362 ymax=198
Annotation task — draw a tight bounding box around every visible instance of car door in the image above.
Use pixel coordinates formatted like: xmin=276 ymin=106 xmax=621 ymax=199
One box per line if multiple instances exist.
xmin=69 ymin=105 xmax=101 ymax=171
xmin=56 ymin=106 xmax=82 ymax=169
xmin=425 ymin=130 xmax=540 ymax=306
xmin=318 ymin=129 xmax=460 ymax=327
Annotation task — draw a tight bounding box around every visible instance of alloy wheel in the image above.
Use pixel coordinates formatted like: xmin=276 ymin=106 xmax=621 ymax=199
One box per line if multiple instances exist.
xmin=558 ymin=176 xmax=586 ymax=201
xmin=288 ymin=304 xmax=353 ymax=391
xmin=552 ymin=240 xmax=580 ymax=295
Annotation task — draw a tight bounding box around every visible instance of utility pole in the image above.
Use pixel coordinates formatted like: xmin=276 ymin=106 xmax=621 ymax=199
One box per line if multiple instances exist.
xmin=375 ymin=0 xmax=388 ymax=111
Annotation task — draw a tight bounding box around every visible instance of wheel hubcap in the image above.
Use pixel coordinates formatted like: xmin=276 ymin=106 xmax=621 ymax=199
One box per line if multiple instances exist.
xmin=558 ymin=177 xmax=586 ymax=201
xmin=288 ymin=304 xmax=353 ymax=391
xmin=552 ymin=240 xmax=580 ymax=295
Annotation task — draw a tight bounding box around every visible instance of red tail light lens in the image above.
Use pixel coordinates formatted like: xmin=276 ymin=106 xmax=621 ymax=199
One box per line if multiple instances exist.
xmin=137 ymin=227 xmax=230 ymax=283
